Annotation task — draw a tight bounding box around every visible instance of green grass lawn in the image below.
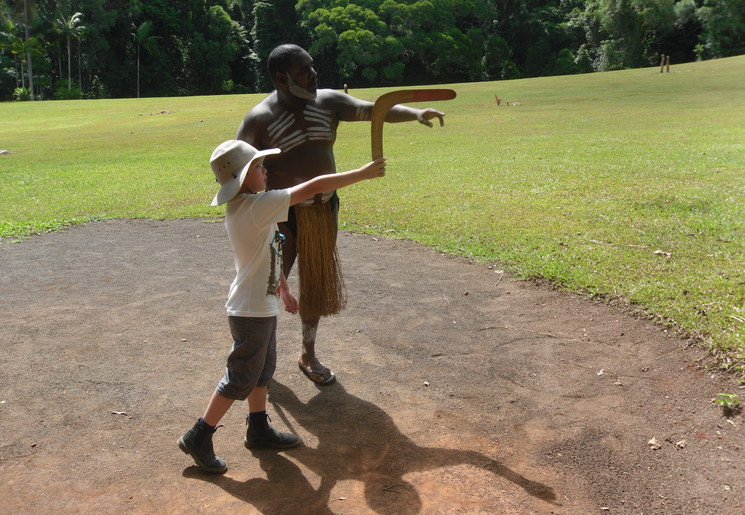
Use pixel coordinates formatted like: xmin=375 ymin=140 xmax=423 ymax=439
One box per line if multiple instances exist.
xmin=1 ymin=55 xmax=743 ymax=372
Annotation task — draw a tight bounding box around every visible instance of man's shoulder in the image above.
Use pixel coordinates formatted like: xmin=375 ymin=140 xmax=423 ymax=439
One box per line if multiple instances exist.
xmin=315 ymin=89 xmax=369 ymax=119
xmin=242 ymin=89 xmax=365 ymax=126
xmin=316 ymin=88 xmax=357 ymax=104
xmin=317 ymin=88 xmax=345 ymax=98
xmin=244 ymin=92 xmax=280 ymax=119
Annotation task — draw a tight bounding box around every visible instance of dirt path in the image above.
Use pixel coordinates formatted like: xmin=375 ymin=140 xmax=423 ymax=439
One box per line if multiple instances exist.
xmin=0 ymin=219 xmax=742 ymax=514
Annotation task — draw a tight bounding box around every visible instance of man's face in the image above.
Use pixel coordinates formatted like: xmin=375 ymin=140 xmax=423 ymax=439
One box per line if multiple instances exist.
xmin=284 ymin=51 xmax=317 ymax=100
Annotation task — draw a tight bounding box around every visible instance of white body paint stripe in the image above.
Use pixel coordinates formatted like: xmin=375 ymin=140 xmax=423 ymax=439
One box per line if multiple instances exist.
xmin=268 ymin=106 xmax=335 ymax=151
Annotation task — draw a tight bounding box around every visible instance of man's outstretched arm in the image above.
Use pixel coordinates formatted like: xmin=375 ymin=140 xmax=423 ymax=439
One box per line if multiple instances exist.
xmin=385 ymin=104 xmax=446 ymax=127
xmin=332 ymin=89 xmax=446 ymax=127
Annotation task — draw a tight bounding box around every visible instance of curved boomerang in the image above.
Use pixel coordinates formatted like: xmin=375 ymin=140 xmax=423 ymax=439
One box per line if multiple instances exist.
xmin=371 ymin=89 xmax=457 ymax=160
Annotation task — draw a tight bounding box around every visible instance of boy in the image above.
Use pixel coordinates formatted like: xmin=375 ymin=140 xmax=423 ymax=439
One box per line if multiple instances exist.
xmin=178 ymin=139 xmax=385 ymax=473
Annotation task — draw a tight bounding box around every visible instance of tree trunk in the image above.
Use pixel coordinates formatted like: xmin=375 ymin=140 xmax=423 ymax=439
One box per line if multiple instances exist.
xmin=24 ymin=0 xmax=34 ymax=100
xmin=67 ymin=35 xmax=72 ymax=90
xmin=78 ymin=40 xmax=82 ymax=92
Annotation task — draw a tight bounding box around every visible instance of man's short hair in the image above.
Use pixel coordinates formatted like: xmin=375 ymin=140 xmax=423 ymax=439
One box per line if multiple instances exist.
xmin=267 ymin=44 xmax=306 ymax=79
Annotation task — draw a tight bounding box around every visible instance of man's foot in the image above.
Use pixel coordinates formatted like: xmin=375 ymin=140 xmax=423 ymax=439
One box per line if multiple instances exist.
xmin=298 ymin=361 xmax=336 ymax=385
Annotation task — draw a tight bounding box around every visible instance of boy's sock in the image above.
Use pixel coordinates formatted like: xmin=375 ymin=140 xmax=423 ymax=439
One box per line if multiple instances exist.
xmin=245 ymin=411 xmax=300 ymax=449
xmin=248 ymin=411 xmax=268 ymax=425
xmin=198 ymin=417 xmax=217 ymax=432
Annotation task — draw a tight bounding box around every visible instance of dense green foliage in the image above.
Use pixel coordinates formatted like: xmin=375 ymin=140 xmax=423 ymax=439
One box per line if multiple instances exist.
xmin=1 ymin=0 xmax=743 ymax=100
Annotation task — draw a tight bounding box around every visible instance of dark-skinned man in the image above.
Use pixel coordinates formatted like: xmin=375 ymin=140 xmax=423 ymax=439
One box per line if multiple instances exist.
xmin=237 ymin=44 xmax=446 ymax=386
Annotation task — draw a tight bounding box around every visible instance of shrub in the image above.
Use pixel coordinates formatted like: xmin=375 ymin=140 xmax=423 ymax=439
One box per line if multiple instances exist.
xmin=86 ymin=76 xmax=110 ymax=99
xmin=53 ymin=85 xmax=83 ymax=100
xmin=13 ymin=87 xmax=31 ymax=101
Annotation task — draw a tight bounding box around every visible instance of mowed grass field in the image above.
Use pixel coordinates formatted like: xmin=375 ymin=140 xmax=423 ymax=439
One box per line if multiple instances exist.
xmin=1 ymin=55 xmax=743 ymax=371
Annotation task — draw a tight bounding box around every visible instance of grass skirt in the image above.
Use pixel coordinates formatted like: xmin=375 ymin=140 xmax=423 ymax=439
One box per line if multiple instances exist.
xmin=295 ymin=203 xmax=347 ymax=319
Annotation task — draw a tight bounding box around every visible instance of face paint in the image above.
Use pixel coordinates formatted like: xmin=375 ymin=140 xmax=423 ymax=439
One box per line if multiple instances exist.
xmin=287 ymin=74 xmax=317 ymax=100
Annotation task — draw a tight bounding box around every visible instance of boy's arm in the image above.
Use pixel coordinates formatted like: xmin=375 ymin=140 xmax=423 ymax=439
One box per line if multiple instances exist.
xmin=288 ymin=158 xmax=386 ymax=206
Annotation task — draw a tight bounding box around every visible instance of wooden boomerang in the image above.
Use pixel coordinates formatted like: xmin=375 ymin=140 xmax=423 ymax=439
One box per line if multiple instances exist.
xmin=371 ymin=89 xmax=456 ymax=160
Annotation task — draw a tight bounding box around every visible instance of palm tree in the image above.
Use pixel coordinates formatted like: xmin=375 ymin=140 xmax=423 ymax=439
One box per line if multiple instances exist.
xmin=133 ymin=20 xmax=158 ymax=98
xmin=0 ymin=20 xmax=24 ymax=89
xmin=56 ymin=10 xmax=84 ymax=90
xmin=22 ymin=0 xmax=35 ymax=99
xmin=0 ymin=18 xmax=40 ymax=95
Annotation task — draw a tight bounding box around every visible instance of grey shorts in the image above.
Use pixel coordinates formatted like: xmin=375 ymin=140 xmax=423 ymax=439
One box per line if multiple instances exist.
xmin=215 ymin=316 xmax=277 ymax=401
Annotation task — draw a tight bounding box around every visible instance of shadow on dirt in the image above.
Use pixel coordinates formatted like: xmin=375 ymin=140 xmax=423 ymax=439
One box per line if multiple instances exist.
xmin=183 ymin=380 xmax=557 ymax=513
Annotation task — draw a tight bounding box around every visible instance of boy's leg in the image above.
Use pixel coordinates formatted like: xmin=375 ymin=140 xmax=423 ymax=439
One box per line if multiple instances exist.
xmin=244 ymin=407 xmax=301 ymax=450
xmin=247 ymin=385 xmax=267 ymax=413
xmin=178 ymin=393 xmax=231 ymax=474
xmin=203 ymin=391 xmax=235 ymax=427
xmin=244 ymin=381 xmax=300 ymax=449
xmin=179 ymin=312 xmax=267 ymax=474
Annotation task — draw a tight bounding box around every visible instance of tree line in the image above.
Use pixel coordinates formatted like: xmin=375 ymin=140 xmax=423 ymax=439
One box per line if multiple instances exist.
xmin=1 ymin=0 xmax=743 ymax=101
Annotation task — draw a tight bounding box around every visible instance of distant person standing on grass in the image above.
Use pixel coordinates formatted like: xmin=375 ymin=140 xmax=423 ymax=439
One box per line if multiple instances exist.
xmin=236 ymin=43 xmax=446 ymax=386
xmin=177 ymin=139 xmax=385 ymax=473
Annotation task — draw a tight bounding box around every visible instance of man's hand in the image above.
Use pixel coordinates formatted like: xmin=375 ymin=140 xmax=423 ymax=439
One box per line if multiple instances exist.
xmin=278 ymin=274 xmax=298 ymax=314
xmin=372 ymin=89 xmax=455 ymax=159
xmin=417 ymin=108 xmax=446 ymax=127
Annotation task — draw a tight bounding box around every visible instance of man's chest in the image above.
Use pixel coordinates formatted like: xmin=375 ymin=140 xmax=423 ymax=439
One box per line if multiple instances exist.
xmin=265 ymin=105 xmax=338 ymax=152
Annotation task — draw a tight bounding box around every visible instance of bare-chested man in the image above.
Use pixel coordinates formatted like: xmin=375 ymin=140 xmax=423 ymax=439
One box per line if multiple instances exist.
xmin=236 ymin=44 xmax=445 ymax=386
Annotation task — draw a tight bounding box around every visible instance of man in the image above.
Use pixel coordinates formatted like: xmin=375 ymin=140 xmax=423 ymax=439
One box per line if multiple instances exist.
xmin=236 ymin=44 xmax=445 ymax=386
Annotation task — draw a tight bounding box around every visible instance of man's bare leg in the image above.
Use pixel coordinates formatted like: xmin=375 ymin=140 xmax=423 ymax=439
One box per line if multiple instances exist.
xmin=298 ymin=317 xmax=335 ymax=385
xmin=280 ymin=219 xmax=336 ymax=386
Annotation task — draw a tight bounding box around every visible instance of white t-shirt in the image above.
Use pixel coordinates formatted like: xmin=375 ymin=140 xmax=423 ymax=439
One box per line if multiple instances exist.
xmin=224 ymin=189 xmax=291 ymax=317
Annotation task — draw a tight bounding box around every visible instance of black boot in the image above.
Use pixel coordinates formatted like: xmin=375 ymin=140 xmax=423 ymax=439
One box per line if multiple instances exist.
xmin=244 ymin=412 xmax=301 ymax=450
xmin=178 ymin=419 xmax=228 ymax=474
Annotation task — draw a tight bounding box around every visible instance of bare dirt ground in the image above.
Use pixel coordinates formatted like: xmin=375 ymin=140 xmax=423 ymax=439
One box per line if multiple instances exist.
xmin=0 ymin=219 xmax=742 ymax=514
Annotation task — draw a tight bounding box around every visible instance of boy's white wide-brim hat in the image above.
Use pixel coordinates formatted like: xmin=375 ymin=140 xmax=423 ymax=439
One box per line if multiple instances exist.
xmin=210 ymin=140 xmax=280 ymax=206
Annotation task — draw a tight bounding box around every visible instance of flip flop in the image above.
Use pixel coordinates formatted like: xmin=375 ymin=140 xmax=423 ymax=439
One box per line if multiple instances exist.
xmin=298 ymin=362 xmax=336 ymax=386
